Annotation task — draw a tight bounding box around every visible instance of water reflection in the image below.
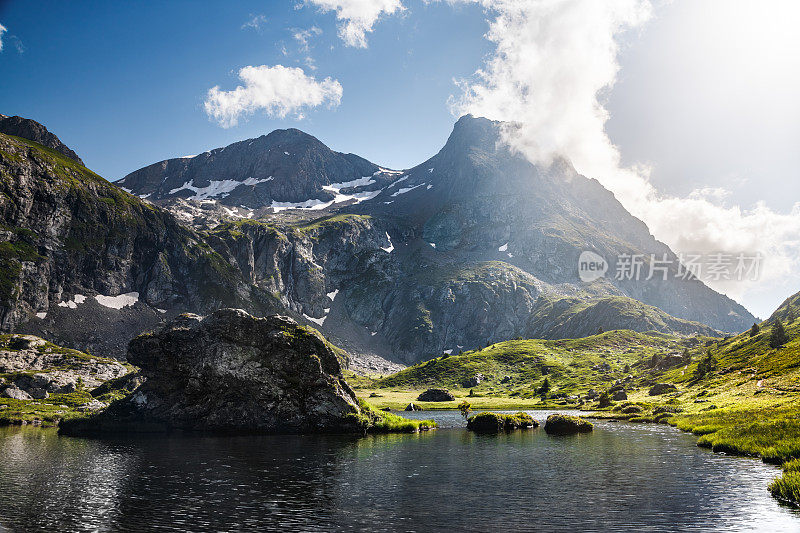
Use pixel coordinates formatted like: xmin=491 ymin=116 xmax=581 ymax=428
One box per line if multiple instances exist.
xmin=0 ymin=412 xmax=797 ymax=532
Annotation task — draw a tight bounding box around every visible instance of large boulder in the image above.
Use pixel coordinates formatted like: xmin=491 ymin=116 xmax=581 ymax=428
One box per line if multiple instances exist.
xmin=544 ymin=414 xmax=593 ymax=435
xmin=60 ymin=309 xmax=367 ymax=435
xmin=417 ymin=388 xmax=455 ymax=402
xmin=649 ymin=383 xmax=678 ymax=396
xmin=1 ymin=384 xmax=32 ymax=401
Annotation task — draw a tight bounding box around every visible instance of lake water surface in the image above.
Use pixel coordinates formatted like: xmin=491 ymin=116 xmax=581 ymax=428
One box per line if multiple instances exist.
xmin=0 ymin=410 xmax=797 ymax=532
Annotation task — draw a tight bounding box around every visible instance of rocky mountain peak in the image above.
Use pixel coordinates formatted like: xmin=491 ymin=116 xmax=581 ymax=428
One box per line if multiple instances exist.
xmin=117 ymin=126 xmax=389 ymax=213
xmin=0 ymin=114 xmax=84 ymax=165
xmin=441 ymin=114 xmax=509 ymax=155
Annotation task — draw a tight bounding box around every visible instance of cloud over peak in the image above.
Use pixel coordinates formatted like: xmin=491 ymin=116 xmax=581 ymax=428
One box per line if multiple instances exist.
xmin=306 ymin=0 xmax=404 ymax=48
xmin=448 ymin=0 xmax=800 ymax=306
xmin=204 ymin=65 xmax=343 ymax=127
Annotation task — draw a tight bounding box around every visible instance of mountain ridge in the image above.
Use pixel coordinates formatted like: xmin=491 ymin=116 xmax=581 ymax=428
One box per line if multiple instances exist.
xmin=0 ymin=114 xmax=756 ymax=365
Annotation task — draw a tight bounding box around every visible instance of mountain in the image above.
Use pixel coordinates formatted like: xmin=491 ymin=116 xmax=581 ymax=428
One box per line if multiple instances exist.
xmin=0 ymin=128 xmax=284 ymax=357
xmin=351 ymin=115 xmax=752 ymax=332
xmin=0 ymin=115 xmax=84 ymax=165
xmin=169 ymin=116 xmax=750 ymax=363
xmin=0 ymin=115 xmax=755 ymax=366
xmin=117 ymin=128 xmax=403 ymax=217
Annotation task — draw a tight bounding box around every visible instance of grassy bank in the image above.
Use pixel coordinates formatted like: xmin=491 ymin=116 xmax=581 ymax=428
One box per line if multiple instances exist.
xmin=358 ymin=399 xmax=436 ymax=433
xmin=0 ymin=391 xmax=95 ymax=427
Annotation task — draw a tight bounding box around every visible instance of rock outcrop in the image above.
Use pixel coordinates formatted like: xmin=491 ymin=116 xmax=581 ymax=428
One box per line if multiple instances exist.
xmin=0 ymin=334 xmax=128 ymax=400
xmin=0 ymin=114 xmax=84 ymax=164
xmin=60 ymin=309 xmax=368 ymax=435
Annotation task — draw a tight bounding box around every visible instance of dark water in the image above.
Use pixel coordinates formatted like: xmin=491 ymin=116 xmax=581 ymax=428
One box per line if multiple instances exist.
xmin=0 ymin=410 xmax=797 ymax=532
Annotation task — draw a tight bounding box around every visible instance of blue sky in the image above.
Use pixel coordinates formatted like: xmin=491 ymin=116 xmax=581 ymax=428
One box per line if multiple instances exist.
xmin=0 ymin=1 xmax=490 ymax=179
xmin=1 ymin=0 xmax=799 ymax=318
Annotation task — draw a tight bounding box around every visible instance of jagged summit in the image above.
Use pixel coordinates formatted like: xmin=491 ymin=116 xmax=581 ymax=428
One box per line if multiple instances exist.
xmin=0 ymin=114 xmax=84 ymax=165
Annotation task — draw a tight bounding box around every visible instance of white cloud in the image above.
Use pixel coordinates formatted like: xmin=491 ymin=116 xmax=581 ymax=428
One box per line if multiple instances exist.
xmin=242 ymin=14 xmax=268 ymax=30
xmin=448 ymin=0 xmax=800 ymax=312
xmin=306 ymin=0 xmax=404 ymax=48
xmin=294 ymin=26 xmax=323 ymax=52
xmin=204 ymin=65 xmax=343 ymax=127
xmin=0 ymin=23 xmax=7 ymax=52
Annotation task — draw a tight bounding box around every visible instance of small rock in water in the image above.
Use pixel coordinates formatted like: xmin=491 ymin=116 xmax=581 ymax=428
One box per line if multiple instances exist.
xmin=544 ymin=414 xmax=593 ymax=435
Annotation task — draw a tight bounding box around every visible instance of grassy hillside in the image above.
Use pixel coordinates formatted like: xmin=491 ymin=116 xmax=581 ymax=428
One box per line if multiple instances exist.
xmin=371 ymin=330 xmax=705 ymax=397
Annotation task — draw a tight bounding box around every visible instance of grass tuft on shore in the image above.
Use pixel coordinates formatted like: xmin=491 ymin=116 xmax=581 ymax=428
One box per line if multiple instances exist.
xmin=672 ymin=407 xmax=800 ymax=463
xmin=357 ymin=399 xmax=436 ymax=433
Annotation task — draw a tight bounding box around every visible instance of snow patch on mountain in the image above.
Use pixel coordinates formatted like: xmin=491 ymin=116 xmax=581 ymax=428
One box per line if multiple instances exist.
xmin=58 ymin=294 xmax=86 ymax=309
xmin=303 ymin=312 xmax=327 ymax=326
xmin=381 ymin=232 xmax=394 ymax=253
xmin=391 ymin=183 xmax=425 ymax=197
xmin=322 ymin=176 xmax=376 ymax=191
xmin=168 ymin=176 xmax=273 ymax=201
xmin=271 ymin=198 xmax=333 ymax=212
xmin=95 ymin=292 xmax=139 ymax=309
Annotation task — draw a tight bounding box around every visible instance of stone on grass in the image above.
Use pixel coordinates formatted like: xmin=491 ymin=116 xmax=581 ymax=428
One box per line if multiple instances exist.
xmin=649 ymin=383 xmax=678 ymax=396
xmin=416 ymin=388 xmax=455 ymax=402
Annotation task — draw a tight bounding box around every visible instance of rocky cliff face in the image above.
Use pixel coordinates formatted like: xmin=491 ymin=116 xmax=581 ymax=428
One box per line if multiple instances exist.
xmin=0 ymin=131 xmax=281 ymax=356
xmin=59 ymin=309 xmax=366 ymax=434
